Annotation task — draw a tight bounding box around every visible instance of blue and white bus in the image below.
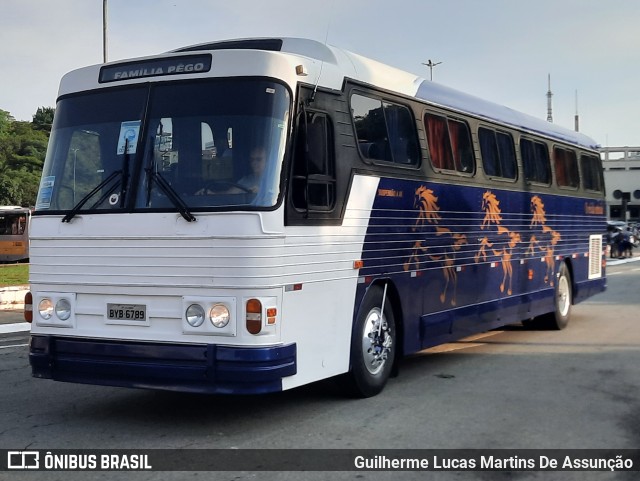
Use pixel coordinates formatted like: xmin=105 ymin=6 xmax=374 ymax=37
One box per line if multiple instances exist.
xmin=27 ymin=38 xmax=606 ymax=397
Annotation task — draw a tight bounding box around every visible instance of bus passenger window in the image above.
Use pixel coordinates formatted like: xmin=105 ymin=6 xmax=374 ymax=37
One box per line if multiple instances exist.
xmin=425 ymin=113 xmax=454 ymax=170
xmin=479 ymin=127 xmax=499 ymax=177
xmin=521 ymin=138 xmax=550 ymax=184
xmin=351 ymin=94 xmax=419 ymax=166
xmin=382 ymin=102 xmax=419 ymax=165
xmin=425 ymin=113 xmax=474 ymax=174
xmin=482 ymin=128 xmax=516 ymax=180
xmin=449 ymin=119 xmax=474 ymax=173
xmin=351 ymin=94 xmax=391 ymax=162
xmin=534 ymin=142 xmax=551 ymax=184
xmin=496 ymin=132 xmax=517 ymax=180
xmin=580 ymin=154 xmax=603 ymax=191
xmin=554 ymin=147 xmax=578 ymax=188
xmin=521 ymin=139 xmax=535 ymax=181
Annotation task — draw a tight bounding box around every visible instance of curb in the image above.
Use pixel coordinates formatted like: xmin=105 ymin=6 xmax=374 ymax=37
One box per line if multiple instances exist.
xmin=0 ymin=285 xmax=28 ymax=310
xmin=606 ymin=255 xmax=640 ymax=267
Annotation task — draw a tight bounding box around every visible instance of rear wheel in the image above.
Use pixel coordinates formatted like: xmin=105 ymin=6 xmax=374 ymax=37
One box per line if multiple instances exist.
xmin=525 ymin=261 xmax=572 ymax=330
xmin=550 ymin=262 xmax=572 ymax=329
xmin=340 ymin=285 xmax=396 ymax=398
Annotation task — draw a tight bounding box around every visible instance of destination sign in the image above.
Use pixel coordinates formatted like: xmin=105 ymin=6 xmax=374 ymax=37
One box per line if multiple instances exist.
xmin=99 ymin=54 xmax=212 ymax=83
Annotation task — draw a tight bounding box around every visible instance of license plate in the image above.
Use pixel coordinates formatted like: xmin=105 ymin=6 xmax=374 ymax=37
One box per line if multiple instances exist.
xmin=107 ymin=303 xmax=147 ymax=321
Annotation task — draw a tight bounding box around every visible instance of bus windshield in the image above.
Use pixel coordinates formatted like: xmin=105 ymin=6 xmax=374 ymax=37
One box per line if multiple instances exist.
xmin=36 ymin=79 xmax=290 ymax=214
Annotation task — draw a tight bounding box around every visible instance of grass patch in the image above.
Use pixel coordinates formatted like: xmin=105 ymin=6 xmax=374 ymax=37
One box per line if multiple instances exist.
xmin=0 ymin=264 xmax=29 ymax=287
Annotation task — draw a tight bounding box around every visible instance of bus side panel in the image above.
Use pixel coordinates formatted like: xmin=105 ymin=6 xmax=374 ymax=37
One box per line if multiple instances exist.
xmin=280 ymin=175 xmax=380 ymax=390
xmin=356 ymin=177 xmax=607 ymax=355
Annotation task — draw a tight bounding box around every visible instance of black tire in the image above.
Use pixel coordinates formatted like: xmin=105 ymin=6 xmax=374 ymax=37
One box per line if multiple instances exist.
xmin=340 ymin=285 xmax=396 ymax=398
xmin=549 ymin=262 xmax=572 ymax=329
xmin=525 ymin=261 xmax=572 ymax=330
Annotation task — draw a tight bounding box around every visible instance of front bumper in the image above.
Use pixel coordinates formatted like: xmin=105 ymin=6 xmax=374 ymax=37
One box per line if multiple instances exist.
xmin=29 ymin=335 xmax=296 ymax=395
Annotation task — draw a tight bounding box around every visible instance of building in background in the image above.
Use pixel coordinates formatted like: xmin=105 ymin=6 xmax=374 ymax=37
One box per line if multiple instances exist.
xmin=600 ymin=146 xmax=640 ymax=222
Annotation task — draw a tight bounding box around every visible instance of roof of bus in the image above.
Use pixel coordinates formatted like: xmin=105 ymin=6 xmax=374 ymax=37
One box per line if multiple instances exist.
xmin=59 ymin=37 xmax=597 ymax=151
xmin=175 ymin=37 xmax=598 ymax=150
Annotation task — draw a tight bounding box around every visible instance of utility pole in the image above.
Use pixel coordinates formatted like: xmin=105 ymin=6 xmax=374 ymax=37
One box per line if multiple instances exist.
xmin=546 ymin=74 xmax=553 ymax=122
xmin=103 ymin=0 xmax=108 ymax=63
xmin=574 ymin=90 xmax=580 ymax=132
xmin=422 ymin=59 xmax=442 ymax=81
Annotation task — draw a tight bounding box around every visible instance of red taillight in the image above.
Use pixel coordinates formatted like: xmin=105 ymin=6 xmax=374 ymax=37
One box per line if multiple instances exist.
xmin=24 ymin=291 xmax=33 ymax=323
xmin=246 ymin=299 xmax=262 ymax=334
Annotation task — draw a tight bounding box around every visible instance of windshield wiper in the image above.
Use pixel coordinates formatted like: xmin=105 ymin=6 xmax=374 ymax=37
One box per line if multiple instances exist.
xmin=145 ymin=164 xmax=196 ymax=223
xmin=61 ymin=169 xmax=122 ymax=223
xmin=62 ymin=138 xmax=132 ymax=223
xmin=146 ymin=169 xmax=196 ymax=222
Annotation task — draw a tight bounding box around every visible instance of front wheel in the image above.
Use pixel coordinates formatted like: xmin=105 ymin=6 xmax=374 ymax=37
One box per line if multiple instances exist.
xmin=340 ymin=285 xmax=396 ymax=398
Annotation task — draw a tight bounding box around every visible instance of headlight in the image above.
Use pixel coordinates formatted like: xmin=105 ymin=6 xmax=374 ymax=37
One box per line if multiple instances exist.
xmin=38 ymin=298 xmax=54 ymax=320
xmin=210 ymin=304 xmax=230 ymax=328
xmin=185 ymin=304 xmax=205 ymax=327
xmin=55 ymin=298 xmax=72 ymax=321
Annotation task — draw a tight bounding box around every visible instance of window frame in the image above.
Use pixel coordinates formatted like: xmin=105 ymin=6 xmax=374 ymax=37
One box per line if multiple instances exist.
xmin=350 ymin=92 xmax=421 ymax=169
xmin=553 ymin=145 xmax=580 ymax=190
xmin=520 ymin=137 xmax=551 ymax=185
xmin=424 ymin=110 xmax=475 ymax=176
xmin=580 ymin=153 xmax=604 ymax=192
xmin=478 ymin=125 xmax=517 ymax=182
xmin=290 ymin=109 xmax=337 ymax=213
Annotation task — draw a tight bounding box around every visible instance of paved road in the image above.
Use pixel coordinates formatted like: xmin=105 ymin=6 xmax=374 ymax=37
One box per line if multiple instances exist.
xmin=0 ymin=263 xmax=638 ymax=481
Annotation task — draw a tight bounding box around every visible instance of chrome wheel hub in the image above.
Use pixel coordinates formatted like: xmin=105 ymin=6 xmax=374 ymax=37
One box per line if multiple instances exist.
xmin=557 ymin=275 xmax=570 ymax=317
xmin=361 ymin=308 xmax=393 ymax=375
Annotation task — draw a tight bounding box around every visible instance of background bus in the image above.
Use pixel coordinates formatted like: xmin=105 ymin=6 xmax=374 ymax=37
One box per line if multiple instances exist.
xmin=0 ymin=206 xmax=30 ymax=262
xmin=27 ymin=38 xmax=606 ymax=397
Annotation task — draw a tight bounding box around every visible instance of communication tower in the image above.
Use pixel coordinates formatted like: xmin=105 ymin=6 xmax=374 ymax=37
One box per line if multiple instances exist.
xmin=574 ymin=90 xmax=580 ymax=132
xmin=546 ymin=74 xmax=553 ymax=122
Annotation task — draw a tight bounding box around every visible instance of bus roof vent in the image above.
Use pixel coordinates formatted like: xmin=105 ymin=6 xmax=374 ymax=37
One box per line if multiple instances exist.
xmin=173 ymin=38 xmax=283 ymax=53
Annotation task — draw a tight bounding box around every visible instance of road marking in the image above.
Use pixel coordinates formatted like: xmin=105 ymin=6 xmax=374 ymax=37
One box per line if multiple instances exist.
xmin=0 ymin=343 xmax=28 ymax=349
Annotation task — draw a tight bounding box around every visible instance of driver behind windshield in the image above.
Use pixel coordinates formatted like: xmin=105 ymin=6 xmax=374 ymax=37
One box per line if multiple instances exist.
xmin=237 ymin=147 xmax=266 ymax=193
xmin=195 ymin=146 xmax=265 ymax=195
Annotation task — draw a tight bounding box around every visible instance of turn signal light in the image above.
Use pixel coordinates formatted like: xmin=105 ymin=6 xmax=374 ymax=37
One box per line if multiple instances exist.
xmin=246 ymin=299 xmax=262 ymax=334
xmin=24 ymin=291 xmax=33 ymax=323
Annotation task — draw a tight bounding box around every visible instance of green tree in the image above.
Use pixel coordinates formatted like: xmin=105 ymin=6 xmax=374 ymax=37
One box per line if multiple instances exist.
xmin=0 ymin=109 xmax=14 ymax=135
xmin=32 ymin=107 xmax=55 ymax=134
xmin=0 ymin=107 xmax=52 ymax=206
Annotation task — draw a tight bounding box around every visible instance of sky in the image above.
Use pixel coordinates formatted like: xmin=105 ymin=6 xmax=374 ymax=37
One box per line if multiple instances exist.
xmin=1 ymin=0 xmax=639 ymax=147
